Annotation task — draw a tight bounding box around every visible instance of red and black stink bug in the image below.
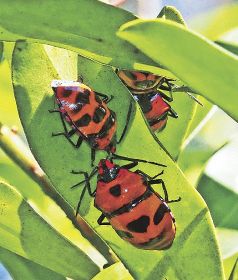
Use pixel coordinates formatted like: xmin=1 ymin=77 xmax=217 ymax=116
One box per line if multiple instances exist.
xmin=116 ymin=69 xmax=201 ymax=132
xmin=50 ymin=80 xmax=132 ymax=165
xmin=116 ymin=69 xmax=178 ymax=132
xmin=72 ymin=154 xmax=181 ymax=250
xmin=134 ymin=93 xmax=178 ymax=132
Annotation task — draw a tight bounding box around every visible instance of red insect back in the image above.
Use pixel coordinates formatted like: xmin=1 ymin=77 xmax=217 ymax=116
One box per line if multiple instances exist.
xmin=109 ymin=194 xmax=176 ymax=250
xmin=95 ymin=159 xmax=177 ymax=250
xmin=145 ymin=93 xmax=170 ymax=120
xmin=95 ymin=168 xmax=146 ymax=214
xmin=145 ymin=93 xmax=171 ymax=132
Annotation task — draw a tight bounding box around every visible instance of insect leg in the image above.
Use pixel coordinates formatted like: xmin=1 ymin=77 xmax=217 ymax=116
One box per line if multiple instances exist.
xmin=91 ymin=148 xmax=96 ymax=167
xmin=74 ymin=172 xmax=95 ymax=216
xmin=149 ymin=178 xmax=181 ymax=203
xmin=50 ymin=110 xmax=84 ymax=148
xmin=120 ymin=161 xmax=138 ymax=170
xmin=135 ymin=170 xmax=164 ymax=180
xmin=95 ymin=91 xmax=114 ymax=103
xmin=117 ymin=101 xmax=133 ymax=144
xmin=97 ymin=213 xmax=110 ymax=225
xmin=48 ymin=109 xmax=60 ymax=113
xmin=158 ymin=91 xmax=173 ymax=102
xmin=168 ymin=108 xmax=178 ymax=118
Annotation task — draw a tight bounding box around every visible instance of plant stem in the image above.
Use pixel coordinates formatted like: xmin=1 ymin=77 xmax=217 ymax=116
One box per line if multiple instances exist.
xmin=0 ymin=123 xmax=119 ymax=265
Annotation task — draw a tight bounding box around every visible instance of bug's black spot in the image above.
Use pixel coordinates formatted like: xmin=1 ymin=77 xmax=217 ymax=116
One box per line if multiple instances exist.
xmin=127 ymin=216 xmax=150 ymax=233
xmin=63 ymin=89 xmax=72 ymax=97
xmin=73 ymin=103 xmax=83 ymax=113
xmin=76 ymin=91 xmax=90 ymax=104
xmin=75 ymin=114 xmax=91 ymax=127
xmin=93 ymin=106 xmax=106 ymax=123
xmin=115 ymin=229 xmax=133 ymax=239
xmin=109 ymin=184 xmax=121 ymax=197
xmin=97 ymin=112 xmax=116 ymax=139
xmin=97 ymin=38 xmax=103 ymax=42
xmin=136 ymin=94 xmax=152 ymax=113
xmin=153 ymin=203 xmax=170 ymax=225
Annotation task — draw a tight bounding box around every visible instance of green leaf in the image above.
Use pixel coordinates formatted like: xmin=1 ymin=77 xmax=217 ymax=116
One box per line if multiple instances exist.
xmin=0 ymin=247 xmax=66 ymax=280
xmin=0 ymin=180 xmax=100 ymax=279
xmin=0 ymin=0 xmax=158 ymax=70
xmin=117 ymin=19 xmax=238 ymax=122
xmin=157 ymin=6 xmax=186 ymax=26
xmin=12 ymin=41 xmax=224 ymax=280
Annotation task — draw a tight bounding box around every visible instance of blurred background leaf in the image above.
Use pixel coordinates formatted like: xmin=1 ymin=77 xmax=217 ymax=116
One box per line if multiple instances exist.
xmin=0 ymin=247 xmax=66 ymax=280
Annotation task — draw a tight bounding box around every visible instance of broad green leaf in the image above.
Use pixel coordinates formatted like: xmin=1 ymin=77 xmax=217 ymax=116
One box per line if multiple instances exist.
xmin=0 ymin=247 xmax=66 ymax=280
xmin=92 ymin=263 xmax=134 ymax=280
xmin=178 ymin=108 xmax=238 ymax=186
xmin=157 ymin=6 xmax=186 ymax=26
xmin=0 ymin=180 xmax=100 ymax=279
xmin=117 ymin=19 xmax=238 ymax=122
xmin=0 ymin=0 xmax=157 ymax=70
xmin=12 ymin=41 xmax=224 ymax=280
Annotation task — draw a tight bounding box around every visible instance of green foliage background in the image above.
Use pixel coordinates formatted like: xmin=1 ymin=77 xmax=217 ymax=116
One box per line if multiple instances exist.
xmin=0 ymin=1 xmax=237 ymax=280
